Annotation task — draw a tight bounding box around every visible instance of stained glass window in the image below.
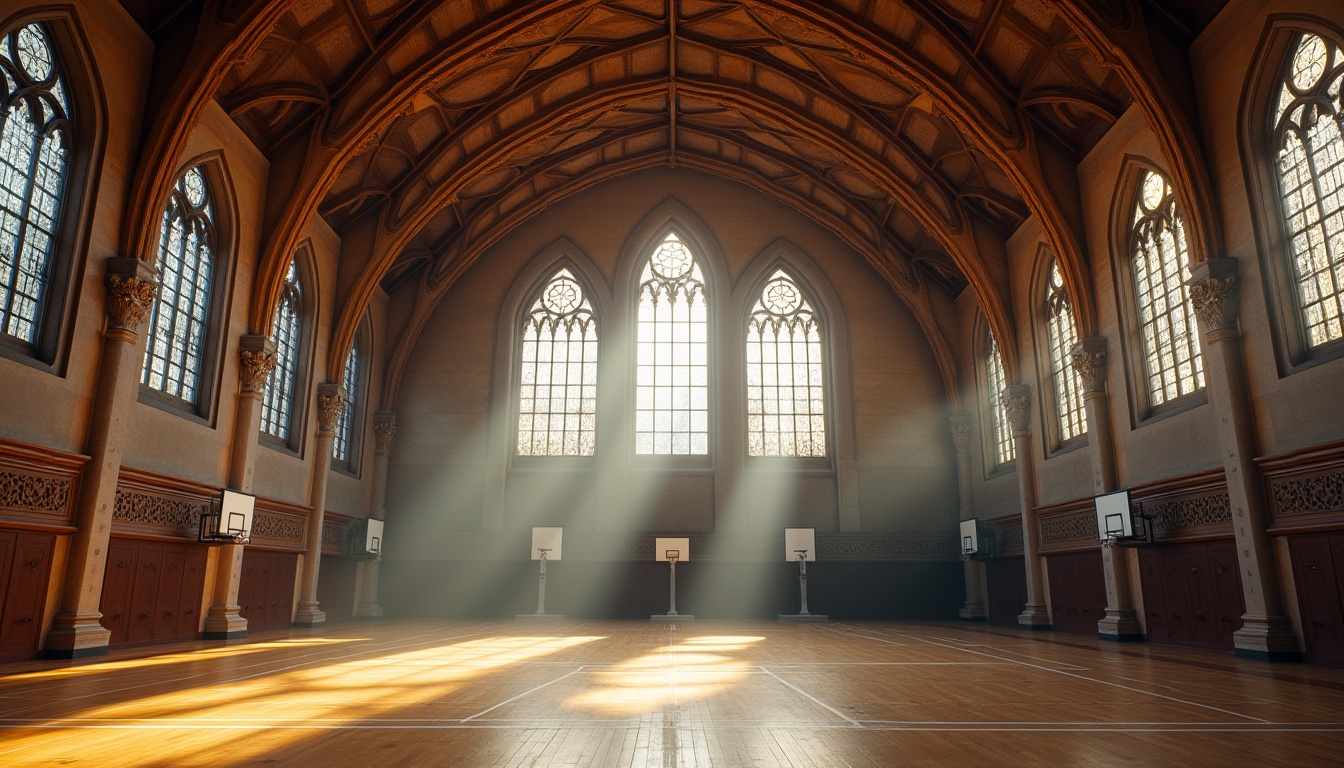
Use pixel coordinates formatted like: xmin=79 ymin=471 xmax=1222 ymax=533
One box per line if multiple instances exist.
xmin=261 ymin=258 xmax=302 ymax=441
xmin=142 ymin=167 xmax=214 ymax=403
xmin=636 ymin=233 xmax=708 ymax=455
xmin=1046 ymin=261 xmax=1087 ymax=442
xmin=517 ymin=268 xmax=597 ymax=456
xmin=1130 ymin=169 xmax=1204 ymax=406
xmin=747 ymin=270 xmax=825 ymax=457
xmin=986 ymin=333 xmax=1014 ymax=466
xmin=333 ymin=344 xmax=359 ymax=463
xmin=1274 ymin=32 xmax=1344 ymax=348
xmin=0 ymin=23 xmax=69 ymax=346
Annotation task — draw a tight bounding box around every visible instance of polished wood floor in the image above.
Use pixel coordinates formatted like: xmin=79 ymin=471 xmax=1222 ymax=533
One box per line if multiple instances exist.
xmin=1 ymin=620 xmax=1342 ymax=766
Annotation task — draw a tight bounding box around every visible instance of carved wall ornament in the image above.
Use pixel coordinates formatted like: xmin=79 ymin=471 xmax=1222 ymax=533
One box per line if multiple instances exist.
xmin=1147 ymin=493 xmax=1233 ymax=532
xmin=105 ymin=274 xmax=158 ymax=333
xmin=1269 ymin=472 xmax=1344 ymax=519
xmin=113 ymin=489 xmax=206 ymax=532
xmin=374 ymin=419 xmax=398 ymax=452
xmin=1070 ymin=350 xmax=1107 ymax=394
xmin=1189 ymin=275 xmax=1240 ymax=334
xmin=994 ymin=523 xmax=1025 ymax=552
xmin=948 ymin=420 xmax=971 ymax=456
xmin=389 ymin=532 xmax=959 ymax=561
xmin=0 ymin=469 xmax=72 ymax=517
xmin=999 ymin=387 xmax=1031 ymax=433
xmin=322 ymin=520 xmax=348 ymax=549
xmin=239 ymin=349 xmax=277 ymax=393
xmin=1041 ymin=512 xmax=1099 ymax=544
xmin=252 ymin=511 xmax=305 ymax=542
xmin=316 ymin=389 xmax=347 ymax=434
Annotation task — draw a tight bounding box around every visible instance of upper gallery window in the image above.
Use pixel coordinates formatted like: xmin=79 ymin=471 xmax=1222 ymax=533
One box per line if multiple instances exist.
xmin=332 ymin=343 xmax=359 ymax=464
xmin=141 ymin=167 xmax=215 ymax=405
xmin=1045 ymin=261 xmax=1087 ymax=442
xmin=0 ymin=23 xmax=69 ymax=349
xmin=261 ymin=257 xmax=302 ymax=442
xmin=1130 ymin=169 xmax=1204 ymax=407
xmin=746 ymin=269 xmax=826 ymax=457
xmin=1274 ymin=32 xmax=1344 ymax=350
xmin=986 ymin=332 xmax=1014 ymax=467
xmin=517 ymin=268 xmax=597 ymax=456
xmin=636 ymin=232 xmax=708 ymax=455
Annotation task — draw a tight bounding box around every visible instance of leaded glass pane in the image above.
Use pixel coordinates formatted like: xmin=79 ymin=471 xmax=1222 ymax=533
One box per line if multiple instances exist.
xmin=1131 ymin=169 xmax=1204 ymax=406
xmin=747 ymin=270 xmax=826 ymax=457
xmin=517 ymin=268 xmax=597 ymax=456
xmin=142 ymin=166 xmax=215 ymax=403
xmin=333 ymin=344 xmax=359 ymax=462
xmin=1275 ymin=32 xmax=1344 ymax=348
xmin=987 ymin=334 xmax=1014 ymax=466
xmin=0 ymin=23 xmax=69 ymax=346
xmin=262 ymin=259 xmax=302 ymax=441
xmin=1046 ymin=261 xmax=1087 ymax=442
xmin=636 ymin=233 xmax=707 ymax=455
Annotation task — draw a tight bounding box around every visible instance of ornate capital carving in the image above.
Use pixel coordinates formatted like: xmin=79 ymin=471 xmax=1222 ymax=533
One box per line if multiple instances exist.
xmin=374 ymin=411 xmax=398 ymax=454
xmin=316 ymin=383 xmax=348 ymax=435
xmin=999 ymin=385 xmax=1031 ymax=434
xmin=948 ymin=415 xmax=971 ymax=457
xmin=1187 ymin=258 xmax=1240 ymax=336
xmin=1069 ymin=337 xmax=1108 ymax=395
xmin=238 ymin=336 xmax=277 ymax=394
xmin=104 ymin=258 xmax=159 ymax=336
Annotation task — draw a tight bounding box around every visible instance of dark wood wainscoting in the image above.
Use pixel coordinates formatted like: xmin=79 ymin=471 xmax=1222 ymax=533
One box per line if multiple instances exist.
xmin=0 ymin=530 xmax=55 ymax=661
xmin=1046 ymin=551 xmax=1106 ymax=636
xmin=239 ymin=550 xmax=299 ymax=632
xmin=316 ymin=556 xmax=357 ymax=624
xmin=984 ymin=556 xmax=1028 ymax=627
xmin=1138 ymin=540 xmax=1243 ymax=652
xmin=99 ymin=538 xmax=208 ymax=648
xmin=1287 ymin=533 xmax=1344 ymax=665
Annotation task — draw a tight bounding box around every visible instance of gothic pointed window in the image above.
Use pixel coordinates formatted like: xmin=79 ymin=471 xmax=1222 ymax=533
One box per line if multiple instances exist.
xmin=1046 ymin=261 xmax=1087 ymax=442
xmin=986 ymin=332 xmax=1014 ymax=466
xmin=636 ymin=232 xmax=708 ymax=455
xmin=1273 ymin=32 xmax=1344 ymax=349
xmin=517 ymin=268 xmax=597 ymax=456
xmin=746 ymin=269 xmax=826 ymax=457
xmin=1130 ymin=169 xmax=1204 ymax=406
xmin=332 ymin=343 xmax=359 ymax=464
xmin=0 ymin=23 xmax=69 ymax=348
xmin=142 ymin=167 xmax=214 ymax=404
xmin=261 ymin=258 xmax=302 ymax=442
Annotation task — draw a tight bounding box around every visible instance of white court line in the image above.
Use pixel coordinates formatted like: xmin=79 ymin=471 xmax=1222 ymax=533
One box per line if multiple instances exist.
xmin=756 ymin=667 xmax=860 ymax=728
xmin=824 ymin=624 xmax=1270 ymax=724
xmin=462 ymin=667 xmax=587 ymax=722
xmin=828 ymin=626 xmax=1091 ymax=670
xmin=0 ymin=721 xmax=1338 ymax=733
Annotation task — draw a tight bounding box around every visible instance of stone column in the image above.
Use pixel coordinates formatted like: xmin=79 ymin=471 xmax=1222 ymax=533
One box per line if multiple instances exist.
xmin=45 ymin=259 xmax=158 ymax=658
xmin=950 ymin=415 xmax=986 ymax=620
xmin=1071 ymin=338 xmax=1141 ymax=641
xmin=1001 ymin=385 xmax=1051 ymax=629
xmin=203 ymin=336 xmax=275 ymax=640
xmin=354 ymin=411 xmax=395 ymax=619
xmin=1188 ymin=258 xmax=1299 ymax=660
xmin=292 ymin=382 xmax=346 ymax=627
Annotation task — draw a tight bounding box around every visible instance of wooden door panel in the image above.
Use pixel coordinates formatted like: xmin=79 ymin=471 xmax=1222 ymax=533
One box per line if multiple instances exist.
xmin=985 ymin=557 xmax=1027 ymax=627
xmin=0 ymin=534 xmax=54 ymax=657
xmin=100 ymin=540 xmax=139 ymax=645
xmin=1291 ymin=537 xmax=1344 ymax=661
xmin=127 ymin=544 xmax=163 ymax=644
xmin=154 ymin=550 xmax=186 ymax=641
xmin=176 ymin=548 xmax=207 ymax=640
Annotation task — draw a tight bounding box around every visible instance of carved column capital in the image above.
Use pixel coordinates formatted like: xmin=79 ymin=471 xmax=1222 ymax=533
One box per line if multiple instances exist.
xmin=1188 ymin=258 xmax=1240 ymax=337
xmin=316 ymin=383 xmax=348 ymax=435
xmin=948 ymin=415 xmax=971 ymax=458
xmin=237 ymin=335 xmax=277 ymax=395
xmin=373 ymin=411 xmax=398 ymax=454
xmin=1069 ymin=336 xmax=1108 ymax=395
xmin=104 ymin=258 xmax=159 ymax=337
xmin=999 ymin=384 xmax=1031 ymax=435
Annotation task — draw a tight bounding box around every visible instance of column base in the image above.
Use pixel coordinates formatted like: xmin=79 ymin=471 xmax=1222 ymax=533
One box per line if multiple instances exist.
xmin=1097 ymin=609 xmax=1143 ymax=642
xmin=43 ymin=613 xmax=111 ymax=659
xmin=1018 ymin=604 xmax=1052 ymax=630
xmin=201 ymin=605 xmax=248 ymax=640
xmin=959 ymin=603 xmax=988 ymax=621
xmin=292 ymin=602 xmax=327 ymax=628
xmin=1233 ymin=614 xmax=1301 ymax=662
xmin=778 ymin=614 xmax=828 ymax=622
xmin=352 ymin=602 xmax=384 ymax=619
xmin=651 ymin=614 xmax=694 ymax=621
xmin=516 ymin=613 xmax=567 ymax=621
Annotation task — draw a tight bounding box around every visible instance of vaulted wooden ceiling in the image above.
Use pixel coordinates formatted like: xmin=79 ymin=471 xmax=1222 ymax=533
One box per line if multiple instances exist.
xmin=115 ymin=0 xmax=1228 ymax=403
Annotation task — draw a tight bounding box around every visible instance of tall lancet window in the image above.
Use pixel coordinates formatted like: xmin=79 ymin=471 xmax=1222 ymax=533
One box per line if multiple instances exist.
xmin=0 ymin=23 xmax=70 ymax=346
xmin=332 ymin=344 xmax=359 ymax=463
xmin=1046 ymin=261 xmax=1087 ymax=442
xmin=746 ymin=270 xmax=826 ymax=457
xmin=986 ymin=332 xmax=1014 ymax=466
xmin=1274 ymin=32 xmax=1344 ymax=349
xmin=261 ymin=258 xmax=302 ymax=441
xmin=142 ymin=167 xmax=214 ymax=404
xmin=1131 ymin=169 xmax=1204 ymax=406
xmin=517 ymin=268 xmax=598 ymax=456
xmin=636 ymin=232 xmax=708 ymax=455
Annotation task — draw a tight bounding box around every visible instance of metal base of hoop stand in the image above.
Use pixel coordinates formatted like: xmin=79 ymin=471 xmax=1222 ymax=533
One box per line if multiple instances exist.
xmin=651 ymin=559 xmax=694 ymax=621
xmin=778 ymin=556 xmax=827 ymax=622
xmin=517 ymin=556 xmax=566 ymax=621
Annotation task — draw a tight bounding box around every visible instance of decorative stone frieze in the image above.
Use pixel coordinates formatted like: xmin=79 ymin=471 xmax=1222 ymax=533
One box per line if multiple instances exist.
xmin=999 ymin=385 xmax=1031 ymax=434
xmin=238 ymin=336 xmax=277 ymax=394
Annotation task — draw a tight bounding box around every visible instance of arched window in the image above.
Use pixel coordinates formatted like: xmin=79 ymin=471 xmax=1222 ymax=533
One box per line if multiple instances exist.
xmin=746 ymin=269 xmax=825 ymax=457
xmin=636 ymin=232 xmax=708 ymax=455
xmin=1273 ymin=32 xmax=1344 ymax=349
xmin=517 ymin=268 xmax=597 ymax=456
xmin=261 ymin=258 xmax=302 ymax=443
xmin=986 ymin=332 xmax=1014 ymax=467
xmin=1130 ymin=169 xmax=1204 ymax=406
xmin=141 ymin=167 xmax=214 ymax=405
xmin=332 ymin=343 xmax=360 ymax=464
xmin=0 ymin=23 xmax=69 ymax=348
xmin=1045 ymin=261 xmax=1086 ymax=442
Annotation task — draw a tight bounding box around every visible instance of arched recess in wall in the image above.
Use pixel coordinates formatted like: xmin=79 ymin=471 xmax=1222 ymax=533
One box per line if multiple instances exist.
xmin=260 ymin=239 xmax=321 ymax=457
xmin=333 ymin=312 xmax=372 ymax=476
xmin=1108 ymin=155 xmax=1209 ymax=428
xmin=1239 ymin=14 xmax=1344 ymax=375
xmin=1027 ymin=243 xmax=1087 ymax=458
xmin=0 ymin=7 xmax=106 ymax=373
xmin=974 ymin=310 xmax=1014 ymax=480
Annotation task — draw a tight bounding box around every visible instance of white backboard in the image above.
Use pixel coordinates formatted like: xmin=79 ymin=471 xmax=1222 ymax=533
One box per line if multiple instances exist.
xmin=656 ymin=537 xmax=690 ymax=562
xmin=364 ymin=518 xmax=384 ymax=555
xmin=784 ymin=528 xmax=816 ymax=561
xmin=959 ymin=519 xmax=979 ymax=554
xmin=220 ymin=489 xmax=255 ymax=537
xmin=531 ymin=527 xmax=563 ymax=560
xmin=1094 ymin=490 xmax=1133 ymax=540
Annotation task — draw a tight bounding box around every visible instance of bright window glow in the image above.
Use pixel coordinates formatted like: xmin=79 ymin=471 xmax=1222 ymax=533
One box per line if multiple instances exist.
xmin=1046 ymin=261 xmax=1086 ymax=441
xmin=517 ymin=268 xmax=597 ymax=456
xmin=261 ymin=258 xmax=301 ymax=441
xmin=0 ymin=23 xmax=68 ymax=346
xmin=333 ymin=344 xmax=359 ymax=462
xmin=636 ymin=233 xmax=708 ymax=455
xmin=1131 ymin=169 xmax=1204 ymax=406
xmin=747 ymin=270 xmax=825 ymax=457
xmin=1275 ymin=32 xmax=1344 ymax=348
xmin=986 ymin=333 xmax=1014 ymax=466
